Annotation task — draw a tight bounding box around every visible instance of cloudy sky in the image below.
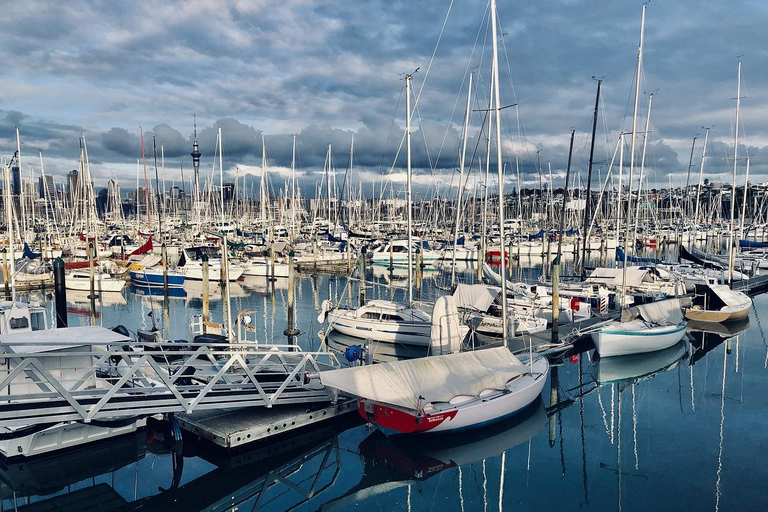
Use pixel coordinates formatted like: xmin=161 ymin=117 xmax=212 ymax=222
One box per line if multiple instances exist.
xmin=1 ymin=0 xmax=767 ymax=198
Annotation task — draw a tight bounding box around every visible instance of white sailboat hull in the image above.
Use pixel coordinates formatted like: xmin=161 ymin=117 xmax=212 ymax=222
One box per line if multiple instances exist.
xmin=592 ymin=319 xmax=687 ymax=357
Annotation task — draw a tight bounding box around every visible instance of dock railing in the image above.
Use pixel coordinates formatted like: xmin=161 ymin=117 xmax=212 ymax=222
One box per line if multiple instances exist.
xmin=0 ymin=340 xmax=341 ymax=428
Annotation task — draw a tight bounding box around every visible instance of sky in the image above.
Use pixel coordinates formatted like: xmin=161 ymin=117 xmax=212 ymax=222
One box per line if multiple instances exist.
xmin=1 ymin=0 xmax=768 ymax=199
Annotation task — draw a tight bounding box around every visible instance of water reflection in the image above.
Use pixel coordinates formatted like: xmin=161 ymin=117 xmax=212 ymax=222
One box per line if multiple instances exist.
xmin=322 ymin=400 xmax=546 ymax=511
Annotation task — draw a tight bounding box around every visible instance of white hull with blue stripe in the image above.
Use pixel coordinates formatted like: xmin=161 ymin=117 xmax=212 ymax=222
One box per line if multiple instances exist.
xmin=592 ymin=318 xmax=687 ymax=357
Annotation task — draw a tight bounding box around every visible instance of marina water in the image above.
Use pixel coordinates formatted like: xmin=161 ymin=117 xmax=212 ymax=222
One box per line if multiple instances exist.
xmin=2 ymin=260 xmax=766 ymax=512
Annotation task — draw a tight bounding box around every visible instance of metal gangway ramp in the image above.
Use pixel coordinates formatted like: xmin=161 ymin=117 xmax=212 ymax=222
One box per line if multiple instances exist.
xmin=0 ymin=326 xmax=340 ymax=428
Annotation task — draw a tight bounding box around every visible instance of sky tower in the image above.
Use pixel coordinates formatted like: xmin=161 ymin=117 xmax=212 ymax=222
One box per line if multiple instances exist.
xmin=190 ymin=114 xmax=201 ymax=199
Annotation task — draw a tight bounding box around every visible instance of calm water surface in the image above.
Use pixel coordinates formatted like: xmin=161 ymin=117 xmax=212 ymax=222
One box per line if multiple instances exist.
xmin=2 ymin=259 xmax=766 ymax=511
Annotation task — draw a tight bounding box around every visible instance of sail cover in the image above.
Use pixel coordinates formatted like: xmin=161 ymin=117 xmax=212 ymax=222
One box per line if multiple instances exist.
xmin=452 ymin=284 xmax=501 ymax=313
xmin=710 ymin=284 xmax=751 ymax=309
xmin=319 ymin=347 xmax=529 ymax=410
xmin=586 ymin=267 xmax=647 ymax=288
xmin=635 ymin=298 xmax=684 ymax=325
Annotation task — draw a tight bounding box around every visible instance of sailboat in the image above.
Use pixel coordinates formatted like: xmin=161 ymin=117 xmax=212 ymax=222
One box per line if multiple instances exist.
xmin=684 ymin=283 xmax=751 ymax=323
xmin=319 ymin=0 xmax=549 ymax=434
xmin=591 ymin=5 xmax=688 ymax=357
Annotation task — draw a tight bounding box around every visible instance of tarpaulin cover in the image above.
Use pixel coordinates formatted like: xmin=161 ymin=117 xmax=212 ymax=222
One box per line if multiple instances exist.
xmin=452 ymin=284 xmax=501 ymax=313
xmin=319 ymin=347 xmax=528 ymax=410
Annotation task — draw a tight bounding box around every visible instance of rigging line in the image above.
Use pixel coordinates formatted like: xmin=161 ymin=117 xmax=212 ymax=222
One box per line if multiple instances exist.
xmin=411 ymin=0 xmax=456 ymax=117
xmin=433 ymin=0 xmax=491 ymax=173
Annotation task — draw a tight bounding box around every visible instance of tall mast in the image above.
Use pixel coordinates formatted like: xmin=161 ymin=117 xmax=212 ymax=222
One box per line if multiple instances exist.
xmin=621 ymin=4 xmax=646 ymax=308
xmin=291 ymin=134 xmax=297 ymax=243
xmin=451 ymin=72 xmax=473 ymax=289
xmin=15 ymin=127 xmax=24 ymax=243
xmin=632 ymin=92 xmax=653 ymax=249
xmin=326 ymin=143 xmax=333 ymax=229
xmin=684 ymin=134 xmax=698 ymax=219
xmin=728 ymin=60 xmax=741 ymax=285
xmin=693 ymin=127 xmax=710 ymax=228
xmin=740 ymin=157 xmax=750 ymax=240
xmin=580 ymin=78 xmax=601 ymax=276
xmin=260 ymin=131 xmax=268 ymax=234
xmin=405 ymin=73 xmax=414 ymax=305
xmin=153 ymin=136 xmax=163 ymax=237
xmin=491 ymin=0 xmax=509 ymax=344
xmin=218 ymin=126 xmax=225 ymax=230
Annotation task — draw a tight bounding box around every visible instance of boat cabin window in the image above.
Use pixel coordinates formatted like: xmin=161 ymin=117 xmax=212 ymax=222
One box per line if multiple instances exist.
xmin=392 ymin=246 xmax=407 ymax=253
xmin=381 ymin=314 xmax=403 ymax=322
xmin=9 ymin=316 xmax=29 ymax=330
xmin=31 ymin=311 xmax=46 ymax=331
xmin=361 ymin=312 xmax=380 ymax=320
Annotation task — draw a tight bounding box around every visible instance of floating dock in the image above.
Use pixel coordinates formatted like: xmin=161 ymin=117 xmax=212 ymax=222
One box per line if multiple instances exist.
xmin=177 ymin=398 xmax=358 ymax=448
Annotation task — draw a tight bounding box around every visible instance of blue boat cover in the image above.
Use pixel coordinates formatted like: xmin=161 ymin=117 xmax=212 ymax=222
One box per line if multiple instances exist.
xmin=615 ymin=246 xmax=662 ymax=264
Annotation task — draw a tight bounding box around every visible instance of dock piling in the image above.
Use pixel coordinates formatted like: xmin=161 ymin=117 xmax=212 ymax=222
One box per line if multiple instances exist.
xmin=358 ymin=247 xmax=367 ymax=307
xmin=162 ymin=243 xmax=169 ymax=292
xmin=284 ymin=251 xmax=299 ymax=343
xmin=202 ymin=254 xmax=210 ymax=333
xmin=53 ymin=257 xmax=67 ymax=328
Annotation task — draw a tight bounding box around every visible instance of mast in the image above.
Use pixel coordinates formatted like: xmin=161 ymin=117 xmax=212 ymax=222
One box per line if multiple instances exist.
xmin=684 ymin=134 xmax=698 ymax=219
xmin=291 ymin=134 xmax=297 ymax=243
xmin=580 ymin=78 xmax=601 ymax=276
xmin=260 ymin=131 xmax=268 ymax=236
xmin=153 ymin=136 xmax=163 ymax=237
xmin=728 ymin=60 xmax=741 ymax=285
xmin=632 ymin=92 xmax=653 ymax=250
xmin=326 ymin=143 xmax=333 ymax=231
xmin=451 ymin=72 xmax=473 ymax=290
xmin=740 ymin=157 xmax=750 ymax=240
xmin=490 ymin=0 xmax=509 ymax=344
xmin=218 ymin=126 xmax=225 ymax=231
xmin=621 ymin=4 xmax=646 ymax=308
xmin=3 ymin=162 xmax=16 ymax=300
xmin=405 ymin=72 xmax=414 ymax=306
xmin=693 ymin=127 xmax=710 ymax=228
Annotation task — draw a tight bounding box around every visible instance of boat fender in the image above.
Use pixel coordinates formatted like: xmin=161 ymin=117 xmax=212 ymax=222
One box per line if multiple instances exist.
xmin=570 ymin=297 xmax=580 ymax=311
xmin=344 ymin=345 xmax=365 ymax=363
xmin=112 ymin=324 xmax=131 ymax=337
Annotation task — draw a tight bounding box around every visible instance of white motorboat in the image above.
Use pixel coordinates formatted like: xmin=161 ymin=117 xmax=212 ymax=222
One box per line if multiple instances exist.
xmin=66 ymin=271 xmax=126 ymax=293
xmin=369 ymin=240 xmax=441 ymax=266
xmin=177 ymin=246 xmax=245 ymax=281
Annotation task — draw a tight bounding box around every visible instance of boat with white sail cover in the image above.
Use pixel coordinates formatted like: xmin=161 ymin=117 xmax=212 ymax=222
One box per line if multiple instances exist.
xmin=453 ymin=283 xmax=546 ymax=336
xmin=592 ymin=299 xmax=687 ymax=357
xmin=684 ymin=283 xmax=751 ymax=323
xmin=319 ymin=346 xmax=548 ymax=433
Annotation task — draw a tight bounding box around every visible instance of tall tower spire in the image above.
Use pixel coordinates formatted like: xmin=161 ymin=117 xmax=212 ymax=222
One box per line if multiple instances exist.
xmin=190 ymin=113 xmax=202 ymax=200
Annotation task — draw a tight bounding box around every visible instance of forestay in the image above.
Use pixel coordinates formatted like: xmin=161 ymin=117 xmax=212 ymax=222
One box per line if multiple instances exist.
xmin=319 ymin=347 xmax=529 ymax=410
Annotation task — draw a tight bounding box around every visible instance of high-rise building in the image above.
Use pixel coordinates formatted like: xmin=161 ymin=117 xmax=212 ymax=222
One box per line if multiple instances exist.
xmin=38 ymin=175 xmax=55 ymax=199
xmin=11 ymin=165 xmax=21 ymax=196
xmin=67 ymin=170 xmax=79 ymax=203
